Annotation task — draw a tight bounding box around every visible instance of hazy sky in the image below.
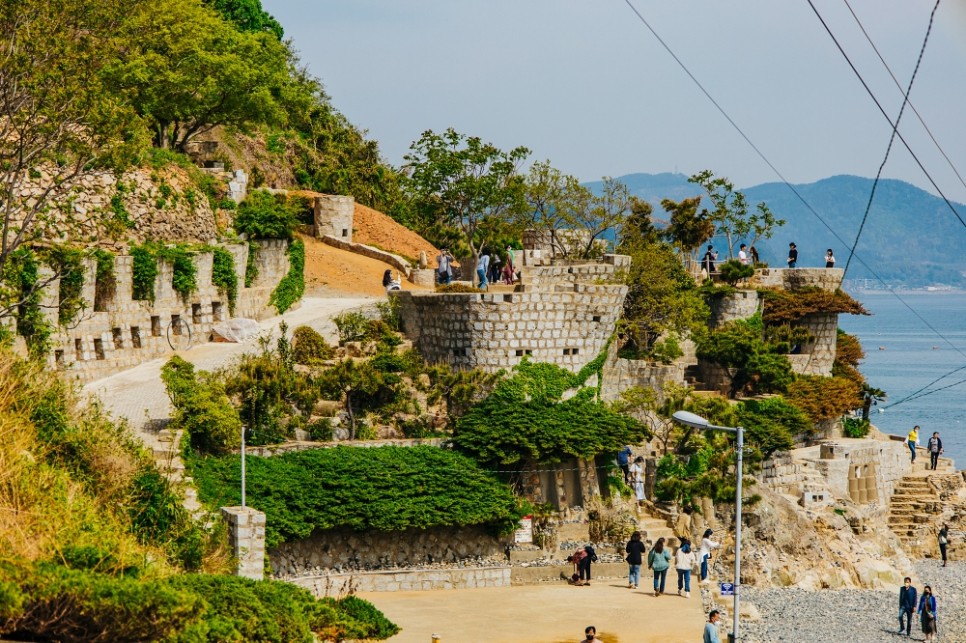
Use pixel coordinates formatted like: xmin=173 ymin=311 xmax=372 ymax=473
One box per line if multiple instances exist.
xmin=262 ymin=0 xmax=966 ymax=202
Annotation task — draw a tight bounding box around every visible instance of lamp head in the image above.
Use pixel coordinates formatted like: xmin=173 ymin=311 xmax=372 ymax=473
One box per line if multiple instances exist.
xmin=672 ymin=410 xmax=709 ymax=429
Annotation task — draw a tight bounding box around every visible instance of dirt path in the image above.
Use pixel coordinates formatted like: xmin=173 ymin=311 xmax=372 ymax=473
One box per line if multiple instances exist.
xmin=359 ymin=581 xmax=707 ymax=643
xmin=302 ymin=233 xmax=433 ymax=298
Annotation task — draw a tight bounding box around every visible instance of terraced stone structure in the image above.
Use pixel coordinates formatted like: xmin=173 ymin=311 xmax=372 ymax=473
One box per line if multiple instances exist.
xmin=394 ymin=255 xmax=630 ymax=374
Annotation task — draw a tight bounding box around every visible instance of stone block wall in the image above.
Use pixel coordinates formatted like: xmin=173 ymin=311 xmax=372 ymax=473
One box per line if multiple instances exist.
xmin=313 ymin=194 xmax=354 ymax=242
xmin=288 ymin=566 xmax=511 ymax=594
xmin=709 ymin=289 xmax=760 ymax=328
xmin=270 ymin=526 xmax=506 ymax=578
xmin=395 ymin=257 xmax=630 ymax=374
xmin=41 ymin=241 xmax=291 ymax=382
xmin=222 ymin=506 xmax=267 ymax=581
xmin=321 ymin=234 xmax=412 ymax=279
xmin=515 ymin=457 xmax=604 ymax=509
xmin=754 ymin=267 xmax=844 ymax=292
xmin=600 ymin=352 xmax=689 ymax=403
xmin=810 ymin=439 xmax=910 ymax=505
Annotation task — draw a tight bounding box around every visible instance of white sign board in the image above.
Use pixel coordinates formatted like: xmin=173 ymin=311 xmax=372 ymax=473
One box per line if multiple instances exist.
xmin=514 ymin=515 xmax=533 ymax=544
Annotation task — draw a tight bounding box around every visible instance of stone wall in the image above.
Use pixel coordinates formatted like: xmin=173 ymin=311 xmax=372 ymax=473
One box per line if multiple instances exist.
xmin=709 ymin=289 xmax=760 ymax=328
xmin=39 ymin=240 xmax=292 ymax=382
xmin=287 ymin=566 xmax=511 ymax=594
xmin=515 ymin=457 xmax=605 ymax=509
xmin=600 ymin=351 xmax=689 ymax=403
xmin=395 ymin=256 xmax=630 ymax=374
xmin=270 ymin=526 xmax=506 ymax=577
xmin=16 ymin=165 xmax=218 ymax=245
xmin=321 ymin=235 xmax=412 ymax=279
xmin=222 ymin=506 xmax=267 ymax=581
xmin=313 ymin=195 xmax=354 ymax=243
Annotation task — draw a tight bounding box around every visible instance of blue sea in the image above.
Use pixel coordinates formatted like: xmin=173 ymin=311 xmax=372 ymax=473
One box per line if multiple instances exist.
xmin=838 ymin=291 xmax=966 ymax=467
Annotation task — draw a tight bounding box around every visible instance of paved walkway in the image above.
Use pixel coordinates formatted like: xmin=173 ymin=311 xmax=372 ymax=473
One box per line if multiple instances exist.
xmin=359 ymin=581 xmax=708 ymax=643
xmin=83 ymin=296 xmax=373 ymax=450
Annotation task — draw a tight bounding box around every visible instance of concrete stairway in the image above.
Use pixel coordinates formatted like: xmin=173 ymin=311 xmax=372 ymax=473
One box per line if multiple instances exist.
xmin=888 ymin=471 xmax=962 ymax=553
xmin=153 ymin=427 xmax=209 ymax=522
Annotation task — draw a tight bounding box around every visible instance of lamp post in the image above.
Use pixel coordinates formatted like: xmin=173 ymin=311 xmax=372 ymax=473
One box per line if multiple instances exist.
xmin=241 ymin=423 xmax=247 ymax=508
xmin=673 ymin=410 xmax=744 ymax=643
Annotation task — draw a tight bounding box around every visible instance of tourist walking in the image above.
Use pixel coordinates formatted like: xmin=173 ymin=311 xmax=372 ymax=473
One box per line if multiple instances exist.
xmin=825 ymin=248 xmax=835 ymax=268
xmin=674 ymin=505 xmax=693 ymax=542
xmin=699 ymin=529 xmax=719 ymax=582
xmin=702 ymin=245 xmax=716 ymax=276
xmin=488 ymin=252 xmax=501 ymax=284
xmin=617 ymin=445 xmax=632 ymax=484
xmin=647 ymin=537 xmax=672 ymax=597
xmin=625 ymin=531 xmax=646 ymax=589
xmin=581 ymin=625 xmax=603 ymax=642
xmin=928 ymin=431 xmax=943 ymax=470
xmin=738 ymin=244 xmax=749 ymax=265
xmin=917 ymin=585 xmax=937 ymax=641
xmin=898 ymin=576 xmax=917 ymax=636
xmin=630 ymin=456 xmax=646 ymax=506
xmin=938 ymin=524 xmax=949 ymax=567
xmin=436 ymin=248 xmax=453 ymax=284
xmin=907 ymin=426 xmax=920 ymax=464
xmin=476 ymin=249 xmax=490 ymax=290
xmin=675 ymin=538 xmax=696 ymax=598
xmin=703 ymin=610 xmax=722 ymax=643
xmin=787 ymin=242 xmax=798 ymax=268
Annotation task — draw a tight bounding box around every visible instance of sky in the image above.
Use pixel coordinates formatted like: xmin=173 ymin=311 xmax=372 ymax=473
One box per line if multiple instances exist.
xmin=261 ymin=0 xmax=966 ymax=202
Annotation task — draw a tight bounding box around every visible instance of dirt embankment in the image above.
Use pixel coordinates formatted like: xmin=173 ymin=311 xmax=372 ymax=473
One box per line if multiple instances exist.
xmin=352 ymin=203 xmax=446 ymax=267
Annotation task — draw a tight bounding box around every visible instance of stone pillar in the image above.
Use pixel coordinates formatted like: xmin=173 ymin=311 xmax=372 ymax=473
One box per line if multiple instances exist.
xmin=409 ymin=268 xmax=436 ymax=287
xmin=221 ymin=506 xmax=266 ymax=580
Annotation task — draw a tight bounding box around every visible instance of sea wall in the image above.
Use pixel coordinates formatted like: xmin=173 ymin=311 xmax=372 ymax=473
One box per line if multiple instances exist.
xmin=270 ymin=526 xmax=506 ymax=577
xmin=34 ymin=240 xmax=291 ymax=383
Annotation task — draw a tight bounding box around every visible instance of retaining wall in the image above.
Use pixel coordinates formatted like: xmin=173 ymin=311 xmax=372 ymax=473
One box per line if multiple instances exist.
xmin=287 ymin=566 xmax=511 ymax=594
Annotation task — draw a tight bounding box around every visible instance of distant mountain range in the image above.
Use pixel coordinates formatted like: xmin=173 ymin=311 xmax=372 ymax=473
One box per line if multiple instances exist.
xmin=585 ymin=173 xmax=966 ymax=288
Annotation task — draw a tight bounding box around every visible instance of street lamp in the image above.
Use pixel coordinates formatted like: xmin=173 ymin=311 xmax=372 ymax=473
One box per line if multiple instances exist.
xmin=240 ymin=424 xmax=247 ymax=508
xmin=673 ymin=410 xmax=744 ymax=643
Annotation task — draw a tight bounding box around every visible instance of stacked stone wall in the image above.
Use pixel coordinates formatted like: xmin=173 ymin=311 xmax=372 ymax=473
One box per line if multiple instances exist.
xmin=709 ymin=289 xmax=760 ymax=328
xmin=321 ymin=234 xmax=412 ymax=278
xmin=809 ymin=439 xmax=910 ymax=505
xmin=754 ymin=267 xmax=844 ymax=292
xmin=270 ymin=526 xmax=506 ymax=578
xmin=313 ymin=195 xmax=354 ymax=243
xmin=600 ymin=353 xmax=688 ymax=403
xmin=288 ymin=567 xmax=511 ymax=594
xmin=395 ymin=255 xmax=630 ymax=374
xmin=39 ymin=240 xmax=291 ymax=383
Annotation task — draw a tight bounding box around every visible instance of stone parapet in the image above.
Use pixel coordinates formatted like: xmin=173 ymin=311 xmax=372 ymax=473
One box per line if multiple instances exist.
xmin=754 ymin=267 xmax=844 ymax=292
xmin=287 ymin=566 xmax=511 ymax=594
xmin=321 ymin=234 xmax=412 ymax=278
xmin=600 ymin=353 xmax=689 ymax=403
xmin=222 ymin=506 xmax=266 ymax=581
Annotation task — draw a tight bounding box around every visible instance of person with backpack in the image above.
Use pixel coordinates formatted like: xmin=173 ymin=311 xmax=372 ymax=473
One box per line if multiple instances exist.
xmin=917 ymin=585 xmax=938 ymax=641
xmin=625 ymin=531 xmax=646 ymax=589
xmin=647 ymin=537 xmax=672 ymax=597
xmin=675 ymin=538 xmax=697 ymax=598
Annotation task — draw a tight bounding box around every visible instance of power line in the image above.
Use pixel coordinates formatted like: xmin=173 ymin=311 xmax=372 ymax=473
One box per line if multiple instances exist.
xmin=843 ymin=0 xmax=966 ymax=195
xmin=841 ymin=0 xmax=940 ymax=276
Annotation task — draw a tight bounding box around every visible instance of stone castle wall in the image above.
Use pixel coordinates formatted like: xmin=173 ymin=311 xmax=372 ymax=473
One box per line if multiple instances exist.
xmin=33 ymin=240 xmax=292 ymax=382
xmin=313 ymin=195 xmax=354 ymax=243
xmin=395 ymin=256 xmax=630 ymax=374
xmin=270 ymin=526 xmax=506 ymax=578
xmin=600 ymin=352 xmax=688 ymax=403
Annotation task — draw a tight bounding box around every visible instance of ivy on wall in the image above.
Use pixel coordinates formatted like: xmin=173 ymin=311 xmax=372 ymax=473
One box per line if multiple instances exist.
xmin=3 ymin=248 xmax=53 ymax=359
xmin=210 ymin=247 xmax=238 ymax=315
xmin=269 ymin=239 xmax=304 ymax=314
xmin=92 ymin=249 xmax=116 ymax=311
xmin=130 ymin=243 xmax=198 ymax=302
xmin=46 ymin=245 xmax=86 ymax=326
xmin=245 ymin=240 xmax=258 ymax=287
xmin=130 ymin=244 xmax=159 ymax=301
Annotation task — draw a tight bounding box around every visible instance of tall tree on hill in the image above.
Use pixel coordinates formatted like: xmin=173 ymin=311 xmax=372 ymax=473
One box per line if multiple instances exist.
xmin=690 ymin=170 xmax=785 ymax=259
xmin=203 ymin=0 xmax=283 ymax=39
xmin=0 ymin=0 xmax=146 ymax=309
xmin=404 ymin=128 xmax=529 ymax=265
xmin=660 ymin=196 xmax=714 ymax=266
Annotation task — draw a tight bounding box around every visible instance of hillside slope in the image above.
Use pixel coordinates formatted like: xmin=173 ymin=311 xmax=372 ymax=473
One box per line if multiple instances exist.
xmin=352 ymin=203 xmax=441 ymax=265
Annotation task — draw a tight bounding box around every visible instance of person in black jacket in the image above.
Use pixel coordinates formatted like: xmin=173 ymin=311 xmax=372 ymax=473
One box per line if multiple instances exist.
xmin=625 ymin=531 xmax=646 ymax=589
xmin=787 ymin=242 xmax=798 ymax=268
xmin=928 ymin=432 xmax=944 ymax=470
xmin=899 ymin=576 xmax=918 ymax=636
xmin=578 ymin=544 xmax=597 ymax=586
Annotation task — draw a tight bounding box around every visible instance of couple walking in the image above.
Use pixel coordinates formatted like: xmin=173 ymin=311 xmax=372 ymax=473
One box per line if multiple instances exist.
xmin=625 ymin=533 xmax=696 ymax=597
xmin=898 ymin=577 xmax=938 ymax=640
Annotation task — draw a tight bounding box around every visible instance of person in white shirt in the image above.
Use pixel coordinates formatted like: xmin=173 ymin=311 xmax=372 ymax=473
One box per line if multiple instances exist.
xmin=675 ymin=538 xmax=697 ymax=597
xmin=699 ymin=528 xmax=720 ymax=582
xmin=738 ymin=244 xmax=749 ymax=265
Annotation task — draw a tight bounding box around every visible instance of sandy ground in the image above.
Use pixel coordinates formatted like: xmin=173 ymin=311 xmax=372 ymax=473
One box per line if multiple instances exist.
xmin=352 ymin=203 xmax=442 ymax=265
xmin=301 ymin=233 xmax=433 ymax=298
xmin=359 ymin=582 xmax=708 ymax=643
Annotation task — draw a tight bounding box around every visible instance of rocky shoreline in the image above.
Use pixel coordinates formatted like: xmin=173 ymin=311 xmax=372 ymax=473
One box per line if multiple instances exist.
xmin=737 ymin=560 xmax=964 ymax=642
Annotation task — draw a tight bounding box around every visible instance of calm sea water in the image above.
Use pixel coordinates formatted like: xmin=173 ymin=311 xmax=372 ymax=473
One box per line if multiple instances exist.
xmin=838 ymin=291 xmax=966 ymax=467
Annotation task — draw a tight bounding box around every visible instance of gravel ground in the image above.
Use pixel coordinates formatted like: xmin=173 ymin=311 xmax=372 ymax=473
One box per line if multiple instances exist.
xmin=737 ymin=561 xmax=964 ymax=642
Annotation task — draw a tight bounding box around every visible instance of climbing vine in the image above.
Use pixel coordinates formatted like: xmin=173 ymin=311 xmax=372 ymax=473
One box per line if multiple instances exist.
xmin=46 ymin=245 xmax=86 ymax=326
xmin=3 ymin=248 xmax=53 ymax=359
xmin=93 ymin=249 xmax=116 ymax=311
xmin=244 ymin=240 xmax=258 ymax=287
xmin=130 ymin=243 xmax=197 ymax=302
xmin=210 ymin=248 xmax=238 ymax=315
xmin=269 ymin=239 xmax=304 ymax=314
xmin=131 ymin=244 xmax=159 ymax=301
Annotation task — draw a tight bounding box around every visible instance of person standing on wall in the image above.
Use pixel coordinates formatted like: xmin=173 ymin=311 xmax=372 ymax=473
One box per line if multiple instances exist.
xmin=928 ymin=431 xmax=943 ymax=470
xmin=898 ymin=576 xmax=917 ymax=636
xmin=825 ymin=248 xmax=835 ymax=268
xmin=476 ymin=249 xmax=490 ymax=290
xmin=436 ymin=248 xmax=453 ymax=284
xmin=787 ymin=242 xmax=798 ymax=268
xmin=938 ymin=524 xmax=949 ymax=567
xmin=907 ymin=426 xmax=920 ymax=464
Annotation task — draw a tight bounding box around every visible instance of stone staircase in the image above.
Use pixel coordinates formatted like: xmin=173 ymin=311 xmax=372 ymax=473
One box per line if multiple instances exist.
xmin=153 ymin=427 xmax=208 ymax=522
xmin=888 ymin=470 xmax=964 ymax=556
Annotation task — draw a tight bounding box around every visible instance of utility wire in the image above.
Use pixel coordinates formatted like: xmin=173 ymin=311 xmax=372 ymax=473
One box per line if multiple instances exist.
xmin=618 ymin=0 xmax=966 ymax=401
xmin=841 ymin=0 xmax=940 ymax=276
xmin=843 ymin=0 xmax=966 ymax=195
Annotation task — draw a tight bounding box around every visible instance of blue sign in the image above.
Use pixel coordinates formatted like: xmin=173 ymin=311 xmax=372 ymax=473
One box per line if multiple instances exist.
xmin=720 ymin=582 xmax=735 ymax=596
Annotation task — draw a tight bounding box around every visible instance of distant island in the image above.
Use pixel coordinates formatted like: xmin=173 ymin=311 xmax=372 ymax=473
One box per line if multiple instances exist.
xmin=586 ymin=173 xmax=966 ymax=289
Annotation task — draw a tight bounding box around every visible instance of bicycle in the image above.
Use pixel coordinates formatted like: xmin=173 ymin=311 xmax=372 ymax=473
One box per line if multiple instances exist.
xmin=166 ymin=315 xmax=194 ymax=351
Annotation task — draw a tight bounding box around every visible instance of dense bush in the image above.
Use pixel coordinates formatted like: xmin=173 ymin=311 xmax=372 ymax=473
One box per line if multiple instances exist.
xmin=210 ymin=247 xmax=238 ymax=315
xmin=760 ymin=287 xmax=869 ymax=325
xmin=188 ymin=446 xmax=525 ymax=547
xmin=235 ymin=190 xmax=298 ymax=240
xmin=291 ymin=325 xmax=334 ymax=364
xmin=737 ymin=397 xmax=805 ymax=459
xmin=130 ymin=244 xmax=159 ymax=301
xmin=333 ymin=310 xmax=370 ymax=345
xmin=270 ymin=239 xmax=304 ymax=313
xmin=695 ymin=313 xmax=793 ymax=397
xmin=718 ymin=259 xmax=754 ymax=286
xmin=2 ymin=248 xmax=53 ymax=358
xmin=161 ymin=356 xmax=242 ymax=455
xmin=0 ymin=562 xmax=398 ymax=643
xmin=785 ymin=374 xmax=862 ymax=424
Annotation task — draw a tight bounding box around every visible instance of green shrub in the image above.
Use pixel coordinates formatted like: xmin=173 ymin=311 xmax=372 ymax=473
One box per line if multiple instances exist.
xmin=235 ymin=190 xmax=298 ymax=240
xmin=649 ymin=334 xmax=683 ymax=364
xmin=130 ymin=244 xmax=159 ymax=301
xmin=269 ymin=239 xmax=304 ymax=313
xmin=376 ymin=296 xmax=401 ymax=331
xmin=210 ymin=247 xmax=238 ymax=315
xmin=156 ymin=244 xmax=198 ymax=301
xmin=333 ymin=310 xmax=370 ymax=345
xmin=188 ymin=445 xmax=525 ymax=547
xmin=306 ymin=418 xmax=334 ymax=441
xmin=718 ymin=259 xmax=754 ymax=286
xmin=291 ymin=325 xmax=334 ymax=364
xmin=161 ymin=356 xmax=242 ymax=455
xmin=843 ymin=417 xmax=870 ymax=438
